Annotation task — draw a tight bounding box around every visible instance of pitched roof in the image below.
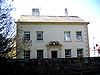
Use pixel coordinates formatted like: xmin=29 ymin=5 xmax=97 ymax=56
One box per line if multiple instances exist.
xmin=17 ymin=15 xmax=89 ymax=24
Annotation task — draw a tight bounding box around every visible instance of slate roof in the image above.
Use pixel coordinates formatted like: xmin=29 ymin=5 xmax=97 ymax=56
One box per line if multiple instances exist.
xmin=17 ymin=15 xmax=89 ymax=24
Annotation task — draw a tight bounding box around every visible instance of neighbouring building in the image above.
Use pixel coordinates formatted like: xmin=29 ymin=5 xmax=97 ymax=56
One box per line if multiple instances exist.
xmin=16 ymin=8 xmax=90 ymax=59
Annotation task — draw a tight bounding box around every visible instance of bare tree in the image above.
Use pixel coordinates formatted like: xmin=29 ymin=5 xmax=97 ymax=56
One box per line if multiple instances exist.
xmin=16 ymin=24 xmax=32 ymax=59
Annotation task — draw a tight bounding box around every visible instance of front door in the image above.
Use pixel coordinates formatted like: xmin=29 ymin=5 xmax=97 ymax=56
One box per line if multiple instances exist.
xmin=51 ymin=51 xmax=57 ymax=58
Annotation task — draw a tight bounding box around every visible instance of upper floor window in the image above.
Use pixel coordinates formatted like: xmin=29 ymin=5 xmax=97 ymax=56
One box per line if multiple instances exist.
xmin=36 ymin=31 xmax=43 ymax=41
xmin=76 ymin=31 xmax=82 ymax=41
xmin=64 ymin=31 xmax=71 ymax=41
xmin=65 ymin=49 xmax=71 ymax=58
xmin=24 ymin=50 xmax=30 ymax=59
xmin=77 ymin=48 xmax=83 ymax=57
xmin=37 ymin=50 xmax=43 ymax=59
xmin=24 ymin=31 xmax=30 ymax=41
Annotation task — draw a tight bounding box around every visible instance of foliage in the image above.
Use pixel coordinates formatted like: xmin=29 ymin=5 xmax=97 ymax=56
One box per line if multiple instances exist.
xmin=0 ymin=0 xmax=16 ymax=58
xmin=0 ymin=34 xmax=16 ymax=58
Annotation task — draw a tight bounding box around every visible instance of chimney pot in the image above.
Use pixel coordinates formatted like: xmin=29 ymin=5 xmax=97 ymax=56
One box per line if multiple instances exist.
xmin=32 ymin=8 xmax=40 ymax=16
xmin=65 ymin=8 xmax=68 ymax=16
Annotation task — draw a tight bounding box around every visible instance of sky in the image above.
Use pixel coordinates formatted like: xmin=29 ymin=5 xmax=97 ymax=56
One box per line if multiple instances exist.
xmin=14 ymin=0 xmax=100 ymax=51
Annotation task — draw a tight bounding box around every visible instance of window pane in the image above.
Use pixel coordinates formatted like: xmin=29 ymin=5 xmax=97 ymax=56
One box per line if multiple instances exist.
xmin=37 ymin=50 xmax=43 ymax=59
xmin=24 ymin=50 xmax=30 ymax=59
xmin=77 ymin=49 xmax=83 ymax=57
xmin=24 ymin=31 xmax=30 ymax=41
xmin=37 ymin=31 xmax=43 ymax=40
xmin=76 ymin=31 xmax=82 ymax=41
xmin=64 ymin=31 xmax=71 ymax=41
xmin=65 ymin=49 xmax=71 ymax=57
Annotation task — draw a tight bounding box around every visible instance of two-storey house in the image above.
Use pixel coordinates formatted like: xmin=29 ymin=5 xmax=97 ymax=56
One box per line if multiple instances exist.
xmin=16 ymin=8 xmax=90 ymax=59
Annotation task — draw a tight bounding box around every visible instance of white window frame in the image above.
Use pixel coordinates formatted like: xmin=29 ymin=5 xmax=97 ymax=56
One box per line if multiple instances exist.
xmin=64 ymin=31 xmax=71 ymax=41
xmin=76 ymin=31 xmax=82 ymax=41
xmin=77 ymin=48 xmax=83 ymax=57
xmin=65 ymin=49 xmax=71 ymax=57
xmin=24 ymin=50 xmax=30 ymax=59
xmin=37 ymin=50 xmax=43 ymax=59
xmin=36 ymin=31 xmax=43 ymax=41
xmin=23 ymin=31 xmax=30 ymax=41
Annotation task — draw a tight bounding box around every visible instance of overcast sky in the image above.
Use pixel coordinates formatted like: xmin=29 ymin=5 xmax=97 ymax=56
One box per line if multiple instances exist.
xmin=14 ymin=0 xmax=100 ymax=49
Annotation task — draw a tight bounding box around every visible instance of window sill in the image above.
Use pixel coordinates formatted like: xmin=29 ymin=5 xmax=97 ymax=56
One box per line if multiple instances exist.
xmin=76 ymin=40 xmax=83 ymax=42
xmin=65 ymin=56 xmax=71 ymax=57
xmin=64 ymin=40 xmax=72 ymax=42
xmin=65 ymin=56 xmax=71 ymax=58
xmin=36 ymin=40 xmax=44 ymax=43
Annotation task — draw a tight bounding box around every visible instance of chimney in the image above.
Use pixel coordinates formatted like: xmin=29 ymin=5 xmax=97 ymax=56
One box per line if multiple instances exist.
xmin=32 ymin=8 xmax=40 ymax=16
xmin=65 ymin=8 xmax=68 ymax=16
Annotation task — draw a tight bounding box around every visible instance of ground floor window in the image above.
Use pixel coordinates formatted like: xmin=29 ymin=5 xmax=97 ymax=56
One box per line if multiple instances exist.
xmin=37 ymin=50 xmax=43 ymax=59
xmin=77 ymin=48 xmax=83 ymax=57
xmin=65 ymin=49 xmax=71 ymax=58
xmin=24 ymin=50 xmax=30 ymax=59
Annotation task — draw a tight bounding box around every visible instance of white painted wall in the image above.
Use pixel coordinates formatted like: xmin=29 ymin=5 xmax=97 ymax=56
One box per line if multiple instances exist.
xmin=18 ymin=23 xmax=89 ymax=58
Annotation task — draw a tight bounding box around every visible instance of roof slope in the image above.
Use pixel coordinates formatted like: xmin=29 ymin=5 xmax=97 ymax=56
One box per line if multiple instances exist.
xmin=17 ymin=15 xmax=89 ymax=24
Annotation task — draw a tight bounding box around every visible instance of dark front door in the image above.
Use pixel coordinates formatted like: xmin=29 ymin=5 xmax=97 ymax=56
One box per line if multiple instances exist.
xmin=51 ymin=51 xmax=57 ymax=58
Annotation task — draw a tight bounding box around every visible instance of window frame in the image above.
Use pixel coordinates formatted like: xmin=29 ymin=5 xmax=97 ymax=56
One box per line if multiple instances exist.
xmin=24 ymin=50 xmax=30 ymax=59
xmin=76 ymin=31 xmax=82 ymax=41
xmin=77 ymin=48 xmax=83 ymax=57
xmin=64 ymin=31 xmax=71 ymax=41
xmin=65 ymin=49 xmax=71 ymax=58
xmin=23 ymin=31 xmax=30 ymax=41
xmin=37 ymin=50 xmax=43 ymax=59
xmin=36 ymin=31 xmax=43 ymax=41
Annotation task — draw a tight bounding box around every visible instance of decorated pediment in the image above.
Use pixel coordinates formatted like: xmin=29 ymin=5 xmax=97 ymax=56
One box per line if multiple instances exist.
xmin=46 ymin=41 xmax=62 ymax=47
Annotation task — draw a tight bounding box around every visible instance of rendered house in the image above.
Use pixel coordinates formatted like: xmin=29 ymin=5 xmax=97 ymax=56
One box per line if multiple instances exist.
xmin=16 ymin=8 xmax=90 ymax=59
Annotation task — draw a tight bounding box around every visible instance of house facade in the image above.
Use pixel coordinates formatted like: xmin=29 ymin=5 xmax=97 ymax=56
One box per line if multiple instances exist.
xmin=16 ymin=9 xmax=90 ymax=59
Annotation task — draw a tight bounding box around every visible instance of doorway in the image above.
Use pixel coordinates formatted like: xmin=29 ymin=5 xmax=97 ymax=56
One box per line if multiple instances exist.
xmin=51 ymin=51 xmax=57 ymax=58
